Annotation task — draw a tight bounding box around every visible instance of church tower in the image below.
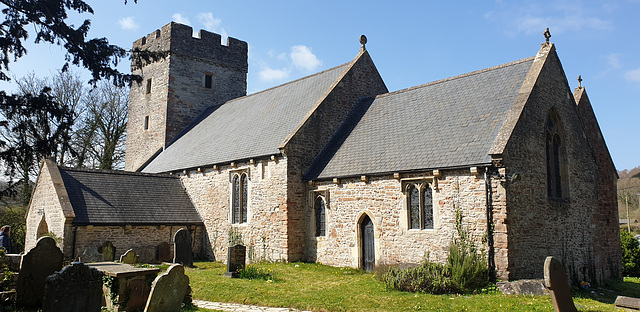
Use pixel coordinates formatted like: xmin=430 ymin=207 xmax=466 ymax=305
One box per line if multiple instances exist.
xmin=125 ymin=22 xmax=248 ymax=171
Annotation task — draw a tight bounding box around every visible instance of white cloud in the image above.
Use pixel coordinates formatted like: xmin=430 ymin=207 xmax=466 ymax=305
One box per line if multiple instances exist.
xmin=259 ymin=67 xmax=290 ymax=82
xmin=197 ymin=12 xmax=228 ymax=44
xmin=625 ymin=68 xmax=640 ymax=82
xmin=118 ymin=17 xmax=138 ymax=30
xmin=172 ymin=13 xmax=191 ymax=26
xmin=290 ymin=45 xmax=322 ymax=72
xmin=606 ymin=53 xmax=621 ymax=69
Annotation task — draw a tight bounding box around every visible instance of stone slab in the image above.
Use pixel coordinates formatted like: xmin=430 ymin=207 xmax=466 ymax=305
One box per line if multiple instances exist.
xmin=144 ymin=264 xmax=190 ymax=312
xmin=87 ymin=262 xmax=159 ymax=278
xmin=615 ymin=296 xmax=640 ymax=310
xmin=42 ymin=262 xmax=103 ymax=312
xmin=497 ymin=279 xmax=548 ymax=296
xmin=80 ymin=246 xmax=105 ymax=263
xmin=544 ymin=256 xmax=577 ymax=312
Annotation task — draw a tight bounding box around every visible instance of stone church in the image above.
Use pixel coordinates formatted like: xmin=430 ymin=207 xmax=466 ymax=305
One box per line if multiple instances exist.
xmin=25 ymin=22 xmax=620 ymax=283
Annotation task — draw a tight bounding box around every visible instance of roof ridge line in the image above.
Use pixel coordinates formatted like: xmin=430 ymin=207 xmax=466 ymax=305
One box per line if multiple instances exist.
xmin=59 ymin=166 xmax=175 ymax=178
xmin=376 ymin=55 xmax=536 ymax=99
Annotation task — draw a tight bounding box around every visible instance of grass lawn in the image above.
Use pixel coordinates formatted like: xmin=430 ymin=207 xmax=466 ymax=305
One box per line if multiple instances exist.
xmin=185 ymin=261 xmax=639 ymax=312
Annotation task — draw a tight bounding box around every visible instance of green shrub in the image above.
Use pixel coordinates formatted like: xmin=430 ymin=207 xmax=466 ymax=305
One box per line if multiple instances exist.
xmin=621 ymin=230 xmax=640 ymax=277
xmin=378 ymin=208 xmax=490 ymax=294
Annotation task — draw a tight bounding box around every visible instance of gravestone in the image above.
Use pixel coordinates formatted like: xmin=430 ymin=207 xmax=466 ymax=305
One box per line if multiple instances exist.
xmin=225 ymin=244 xmax=246 ymax=278
xmin=42 ymin=262 xmax=103 ymax=312
xmin=16 ymin=236 xmax=63 ymax=308
xmin=99 ymin=241 xmax=115 ymax=261
xmin=138 ymin=247 xmax=156 ymax=263
xmin=157 ymin=242 xmax=171 ymax=262
xmin=544 ymin=256 xmax=577 ymax=312
xmin=173 ymin=229 xmax=193 ymax=267
xmin=120 ymin=249 xmax=139 ymax=264
xmin=80 ymin=246 xmax=104 ymax=263
xmin=144 ymin=264 xmax=190 ymax=312
xmin=615 ymin=296 xmax=640 ymax=310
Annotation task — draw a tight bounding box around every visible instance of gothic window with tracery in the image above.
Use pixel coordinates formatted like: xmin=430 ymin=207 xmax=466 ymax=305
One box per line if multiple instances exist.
xmin=545 ymin=109 xmax=567 ymax=200
xmin=405 ymin=182 xmax=434 ymax=230
xmin=232 ymin=172 xmax=248 ymax=223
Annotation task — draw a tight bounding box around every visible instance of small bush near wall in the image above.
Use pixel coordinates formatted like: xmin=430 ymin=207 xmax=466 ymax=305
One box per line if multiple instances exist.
xmin=621 ymin=230 xmax=640 ymax=277
xmin=378 ymin=209 xmax=490 ymax=294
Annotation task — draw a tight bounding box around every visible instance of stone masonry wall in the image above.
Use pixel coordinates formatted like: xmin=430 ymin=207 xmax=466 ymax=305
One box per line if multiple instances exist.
xmin=73 ymin=225 xmax=203 ymax=262
xmin=307 ymin=169 xmax=491 ymax=269
xmin=501 ymin=48 xmax=618 ymax=284
xmin=285 ymin=50 xmax=388 ymax=261
xmin=179 ymin=157 xmax=290 ymax=263
xmin=126 ymin=22 xmax=248 ymax=171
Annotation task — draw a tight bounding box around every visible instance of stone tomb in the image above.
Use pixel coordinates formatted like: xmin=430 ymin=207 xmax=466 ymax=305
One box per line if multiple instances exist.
xmin=544 ymin=256 xmax=577 ymax=312
xmin=144 ymin=264 xmax=190 ymax=312
xmin=120 ymin=249 xmax=139 ymax=265
xmin=99 ymin=241 xmax=115 ymax=261
xmin=42 ymin=262 xmax=104 ymax=312
xmin=225 ymin=244 xmax=246 ymax=278
xmin=173 ymin=228 xmax=193 ymax=267
xmin=16 ymin=236 xmax=63 ymax=308
xmin=80 ymin=246 xmax=105 ymax=263
xmin=88 ymin=262 xmax=160 ymax=312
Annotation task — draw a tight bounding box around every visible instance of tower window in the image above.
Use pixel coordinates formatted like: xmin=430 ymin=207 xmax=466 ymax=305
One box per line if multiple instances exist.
xmin=204 ymin=74 xmax=213 ymax=89
xmin=146 ymin=78 xmax=152 ymax=94
xmin=144 ymin=116 xmax=149 ymax=130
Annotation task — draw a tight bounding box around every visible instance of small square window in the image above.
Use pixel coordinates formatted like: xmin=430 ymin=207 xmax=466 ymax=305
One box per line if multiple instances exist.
xmin=146 ymin=78 xmax=152 ymax=94
xmin=204 ymin=74 xmax=213 ymax=89
xmin=144 ymin=116 xmax=149 ymax=130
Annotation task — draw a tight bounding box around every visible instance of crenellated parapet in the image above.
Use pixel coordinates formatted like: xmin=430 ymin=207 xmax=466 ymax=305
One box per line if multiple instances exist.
xmin=132 ymin=22 xmax=247 ymax=72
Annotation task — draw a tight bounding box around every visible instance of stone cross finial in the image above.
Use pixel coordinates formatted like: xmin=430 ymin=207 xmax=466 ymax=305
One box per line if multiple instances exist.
xmin=360 ymin=35 xmax=367 ymax=51
xmin=577 ymin=75 xmax=582 ymax=88
xmin=543 ymin=28 xmax=551 ymax=43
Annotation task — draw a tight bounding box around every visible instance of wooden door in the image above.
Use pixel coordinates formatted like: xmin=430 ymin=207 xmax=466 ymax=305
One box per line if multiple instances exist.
xmin=361 ymin=215 xmax=375 ymax=271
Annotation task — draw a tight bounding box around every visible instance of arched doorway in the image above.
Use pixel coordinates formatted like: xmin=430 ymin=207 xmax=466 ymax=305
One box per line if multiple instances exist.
xmin=361 ymin=215 xmax=375 ymax=271
xmin=37 ymin=217 xmax=49 ymax=238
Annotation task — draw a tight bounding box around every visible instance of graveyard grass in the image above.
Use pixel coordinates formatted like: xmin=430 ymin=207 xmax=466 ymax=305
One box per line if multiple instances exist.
xmin=185 ymin=261 xmax=640 ymax=311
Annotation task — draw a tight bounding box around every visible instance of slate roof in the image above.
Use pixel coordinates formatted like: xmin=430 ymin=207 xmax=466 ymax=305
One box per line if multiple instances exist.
xmin=59 ymin=167 xmax=202 ymax=225
xmin=142 ymin=62 xmax=351 ymax=173
xmin=305 ymin=56 xmax=535 ymax=180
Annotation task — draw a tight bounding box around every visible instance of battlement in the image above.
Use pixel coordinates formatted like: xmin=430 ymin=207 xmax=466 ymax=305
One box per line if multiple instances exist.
xmin=132 ymin=22 xmax=247 ymax=72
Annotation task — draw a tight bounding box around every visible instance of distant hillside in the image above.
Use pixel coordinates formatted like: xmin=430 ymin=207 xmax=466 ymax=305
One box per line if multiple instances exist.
xmin=619 ymin=166 xmax=640 ymax=228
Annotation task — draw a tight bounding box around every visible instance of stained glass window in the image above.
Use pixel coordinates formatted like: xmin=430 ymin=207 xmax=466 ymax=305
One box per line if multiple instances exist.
xmin=409 ymin=185 xmax=420 ymax=229
xmin=241 ymin=173 xmax=248 ymax=223
xmin=423 ymin=185 xmax=433 ymax=229
xmin=315 ymin=196 xmax=326 ymax=237
xmin=232 ymin=174 xmax=240 ymax=223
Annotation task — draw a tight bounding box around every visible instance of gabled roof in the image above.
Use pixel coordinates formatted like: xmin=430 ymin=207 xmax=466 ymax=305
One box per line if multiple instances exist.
xmin=305 ymin=56 xmax=535 ymax=180
xmin=59 ymin=167 xmax=202 ymax=225
xmin=142 ymin=62 xmax=351 ymax=173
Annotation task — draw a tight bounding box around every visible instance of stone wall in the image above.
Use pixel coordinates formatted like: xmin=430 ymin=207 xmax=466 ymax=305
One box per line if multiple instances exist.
xmin=73 ymin=225 xmax=204 ymax=262
xmin=25 ymin=160 xmax=73 ymax=255
xmin=284 ymin=50 xmax=388 ymax=261
xmin=125 ymin=22 xmax=248 ymax=171
xmin=179 ymin=157 xmax=290 ymax=263
xmin=501 ymin=48 xmax=619 ymax=284
xmin=307 ymin=169 xmax=492 ymax=269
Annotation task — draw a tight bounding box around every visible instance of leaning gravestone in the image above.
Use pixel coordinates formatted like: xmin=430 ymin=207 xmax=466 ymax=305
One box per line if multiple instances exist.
xmin=225 ymin=244 xmax=246 ymax=278
xmin=544 ymin=256 xmax=577 ymax=312
xmin=157 ymin=242 xmax=171 ymax=262
xmin=99 ymin=241 xmax=115 ymax=261
xmin=120 ymin=249 xmax=139 ymax=264
xmin=79 ymin=246 xmax=104 ymax=263
xmin=42 ymin=262 xmax=104 ymax=312
xmin=144 ymin=264 xmax=190 ymax=312
xmin=173 ymin=228 xmax=193 ymax=267
xmin=16 ymin=236 xmax=63 ymax=308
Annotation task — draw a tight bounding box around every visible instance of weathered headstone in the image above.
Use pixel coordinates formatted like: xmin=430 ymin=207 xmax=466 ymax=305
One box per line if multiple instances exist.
xmin=80 ymin=246 xmax=104 ymax=263
xmin=138 ymin=246 xmax=156 ymax=263
xmin=99 ymin=241 xmax=115 ymax=261
xmin=544 ymin=256 xmax=577 ymax=312
xmin=42 ymin=262 xmax=104 ymax=312
xmin=225 ymin=244 xmax=246 ymax=278
xmin=173 ymin=228 xmax=193 ymax=267
xmin=615 ymin=296 xmax=640 ymax=310
xmin=157 ymin=242 xmax=171 ymax=262
xmin=144 ymin=264 xmax=190 ymax=312
xmin=120 ymin=249 xmax=139 ymax=264
xmin=16 ymin=236 xmax=63 ymax=308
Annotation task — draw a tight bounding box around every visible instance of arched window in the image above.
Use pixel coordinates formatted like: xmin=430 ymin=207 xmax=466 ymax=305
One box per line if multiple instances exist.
xmin=232 ymin=172 xmax=248 ymax=224
xmin=406 ymin=181 xmax=434 ymax=230
xmin=545 ymin=109 xmax=567 ymax=200
xmin=315 ymin=195 xmax=326 ymax=237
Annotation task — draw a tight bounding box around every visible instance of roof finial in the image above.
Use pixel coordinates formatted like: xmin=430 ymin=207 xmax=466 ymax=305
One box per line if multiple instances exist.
xmin=359 ymin=35 xmax=367 ymax=51
xmin=543 ymin=28 xmax=551 ymax=43
xmin=577 ymin=75 xmax=582 ymax=88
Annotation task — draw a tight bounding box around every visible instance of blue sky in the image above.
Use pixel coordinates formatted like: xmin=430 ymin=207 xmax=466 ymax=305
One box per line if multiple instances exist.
xmin=0 ymin=0 xmax=638 ymax=170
